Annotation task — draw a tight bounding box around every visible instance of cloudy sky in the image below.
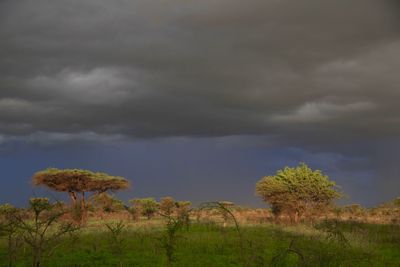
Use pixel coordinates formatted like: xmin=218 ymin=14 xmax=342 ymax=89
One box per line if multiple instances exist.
xmin=1 ymin=0 xmax=399 ymax=207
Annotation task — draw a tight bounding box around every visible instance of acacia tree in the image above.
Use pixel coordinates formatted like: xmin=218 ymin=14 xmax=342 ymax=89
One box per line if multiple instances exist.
xmin=159 ymin=197 xmax=176 ymax=217
xmin=91 ymin=193 xmax=125 ymax=213
xmin=175 ymin=201 xmax=191 ymax=229
xmin=32 ymin=168 xmax=129 ymax=220
xmin=255 ymin=163 xmax=341 ymax=223
xmin=130 ymin=198 xmax=159 ymax=220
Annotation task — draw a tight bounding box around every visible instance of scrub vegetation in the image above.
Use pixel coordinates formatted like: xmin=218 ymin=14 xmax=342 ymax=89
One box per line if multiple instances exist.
xmin=1 ymin=165 xmax=399 ymax=267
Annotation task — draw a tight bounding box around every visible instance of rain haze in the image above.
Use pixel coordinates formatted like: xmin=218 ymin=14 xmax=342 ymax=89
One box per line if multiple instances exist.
xmin=1 ymin=0 xmax=400 ymax=207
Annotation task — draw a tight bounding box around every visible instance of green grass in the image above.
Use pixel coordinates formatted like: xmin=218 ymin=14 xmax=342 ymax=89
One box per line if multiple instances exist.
xmin=1 ymin=220 xmax=399 ymax=267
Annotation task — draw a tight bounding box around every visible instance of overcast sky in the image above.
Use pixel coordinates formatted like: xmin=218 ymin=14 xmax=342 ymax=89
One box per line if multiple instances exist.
xmin=0 ymin=0 xmax=399 ymax=207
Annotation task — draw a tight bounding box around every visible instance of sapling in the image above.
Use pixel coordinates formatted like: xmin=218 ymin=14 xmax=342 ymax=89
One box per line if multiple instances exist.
xmin=0 ymin=204 xmax=23 ymax=267
xmin=105 ymin=220 xmax=126 ymax=266
xmin=315 ymin=219 xmax=349 ymax=247
xmin=158 ymin=200 xmax=192 ymax=266
xmin=11 ymin=198 xmax=79 ymax=267
xmin=159 ymin=197 xmax=176 ymax=217
xmin=175 ymin=201 xmax=192 ymax=230
xmin=159 ymin=213 xmax=184 ymax=267
xmin=105 ymin=220 xmax=126 ymax=255
xmin=271 ymin=238 xmax=305 ymax=267
xmin=200 ymin=202 xmax=246 ymax=265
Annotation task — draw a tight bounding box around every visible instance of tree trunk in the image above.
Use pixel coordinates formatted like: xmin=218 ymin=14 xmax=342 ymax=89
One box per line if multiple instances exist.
xmin=294 ymin=211 xmax=299 ymax=224
xmin=81 ymin=191 xmax=87 ymax=222
xmin=32 ymin=248 xmax=41 ymax=267
xmin=8 ymin=234 xmax=13 ymax=267
xmin=68 ymin=191 xmax=77 ymax=207
xmin=81 ymin=191 xmax=85 ymax=210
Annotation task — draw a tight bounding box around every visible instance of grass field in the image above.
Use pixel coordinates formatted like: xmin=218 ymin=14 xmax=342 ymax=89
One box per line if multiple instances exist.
xmin=1 ymin=218 xmax=399 ymax=267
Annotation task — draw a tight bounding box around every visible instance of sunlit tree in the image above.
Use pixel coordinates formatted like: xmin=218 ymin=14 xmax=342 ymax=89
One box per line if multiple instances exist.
xmin=175 ymin=201 xmax=191 ymax=229
xmin=91 ymin=192 xmax=125 ymax=213
xmin=159 ymin=197 xmax=176 ymax=216
xmin=256 ymin=163 xmax=341 ymax=222
xmin=130 ymin=198 xmax=159 ymax=220
xmin=33 ymin=168 xmax=129 ymax=220
xmin=24 ymin=198 xmax=78 ymax=267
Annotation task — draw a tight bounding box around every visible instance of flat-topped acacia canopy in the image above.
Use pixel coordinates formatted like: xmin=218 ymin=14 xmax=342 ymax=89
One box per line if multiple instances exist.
xmin=32 ymin=168 xmax=130 ymax=193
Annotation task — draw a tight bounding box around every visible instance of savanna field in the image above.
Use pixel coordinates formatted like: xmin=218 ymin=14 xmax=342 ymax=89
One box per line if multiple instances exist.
xmin=1 ymin=166 xmax=400 ymax=267
xmin=1 ymin=209 xmax=400 ymax=267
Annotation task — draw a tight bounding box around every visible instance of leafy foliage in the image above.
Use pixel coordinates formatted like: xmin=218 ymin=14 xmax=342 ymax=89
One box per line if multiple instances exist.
xmin=129 ymin=198 xmax=159 ymax=220
xmin=175 ymin=201 xmax=192 ymax=229
xmin=2 ymin=198 xmax=79 ymax=267
xmin=91 ymin=193 xmax=125 ymax=213
xmin=105 ymin=221 xmax=126 ymax=256
xmin=256 ymin=163 xmax=341 ymax=221
xmin=0 ymin=203 xmax=22 ymax=266
xmin=315 ymin=220 xmax=349 ymax=246
xmin=159 ymin=212 xmax=184 ymax=267
xmin=394 ymin=197 xmax=400 ymax=207
xmin=159 ymin=197 xmax=176 ymax=217
xmin=32 ymin=168 xmax=129 ymax=193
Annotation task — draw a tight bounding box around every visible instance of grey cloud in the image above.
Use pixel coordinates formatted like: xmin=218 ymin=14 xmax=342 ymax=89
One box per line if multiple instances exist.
xmin=0 ymin=0 xmax=399 ymax=148
xmin=270 ymin=101 xmax=376 ymax=123
xmin=28 ymin=67 xmax=138 ymax=104
xmin=0 ymin=131 xmax=124 ymax=146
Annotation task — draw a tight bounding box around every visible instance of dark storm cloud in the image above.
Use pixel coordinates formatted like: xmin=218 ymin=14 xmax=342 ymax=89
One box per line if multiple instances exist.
xmin=0 ymin=0 xmax=399 ymax=210
xmin=1 ymin=0 xmax=399 ymax=144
